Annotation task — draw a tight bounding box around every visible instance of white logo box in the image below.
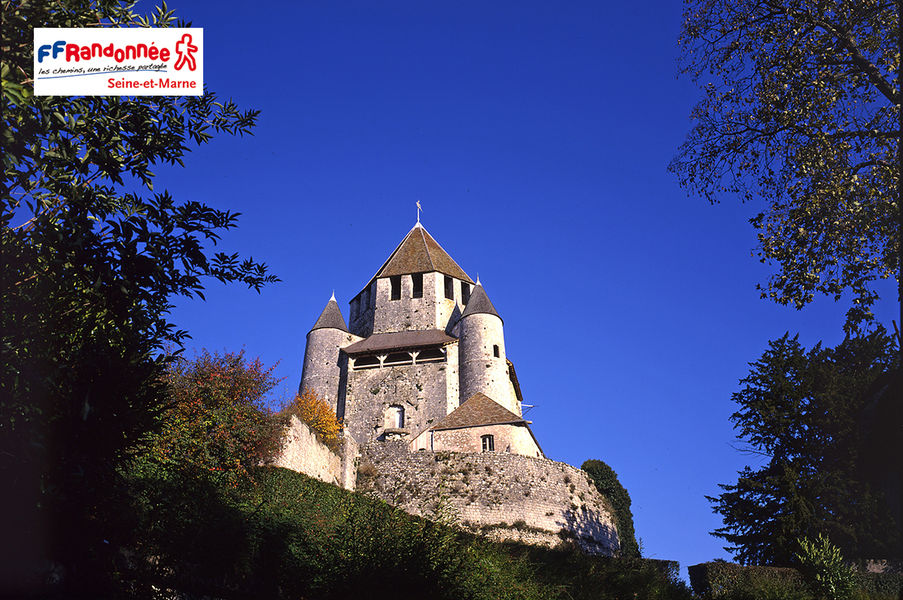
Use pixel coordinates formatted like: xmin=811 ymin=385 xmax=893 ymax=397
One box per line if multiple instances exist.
xmin=34 ymin=28 xmax=203 ymax=96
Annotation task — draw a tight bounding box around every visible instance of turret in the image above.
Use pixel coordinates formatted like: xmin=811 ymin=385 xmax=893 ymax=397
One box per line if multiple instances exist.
xmin=299 ymin=293 xmax=353 ymax=418
xmin=457 ymin=281 xmax=519 ymax=415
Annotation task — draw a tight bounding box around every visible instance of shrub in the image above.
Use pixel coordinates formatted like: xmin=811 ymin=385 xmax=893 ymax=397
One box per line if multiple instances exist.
xmin=852 ymin=571 xmax=903 ymax=599
xmin=582 ymin=459 xmax=640 ymax=557
xmin=796 ymin=535 xmax=855 ymax=600
xmin=284 ymin=389 xmax=342 ymax=448
xmin=127 ymin=466 xmax=551 ymax=599
xmin=688 ymin=562 xmax=812 ymax=599
xmin=134 ymin=349 xmax=285 ymax=484
xmin=688 ymin=560 xmax=902 ymax=600
xmin=502 ymin=544 xmax=694 ymax=600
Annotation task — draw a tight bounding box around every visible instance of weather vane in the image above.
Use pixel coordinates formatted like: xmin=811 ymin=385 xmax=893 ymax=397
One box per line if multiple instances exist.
xmin=416 ymin=200 xmax=422 ymax=224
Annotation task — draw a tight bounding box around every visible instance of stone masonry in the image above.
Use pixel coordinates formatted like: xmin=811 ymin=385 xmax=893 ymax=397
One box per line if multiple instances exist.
xmin=357 ymin=442 xmax=620 ymax=555
xmin=271 ymin=416 xmax=359 ymax=491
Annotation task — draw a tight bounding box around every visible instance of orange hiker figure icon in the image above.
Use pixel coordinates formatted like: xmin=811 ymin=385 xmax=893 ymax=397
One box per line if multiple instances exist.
xmin=174 ymin=33 xmax=198 ymax=71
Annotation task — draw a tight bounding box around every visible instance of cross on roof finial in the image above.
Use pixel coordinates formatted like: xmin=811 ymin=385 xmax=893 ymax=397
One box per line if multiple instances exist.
xmin=416 ymin=200 xmax=422 ymax=226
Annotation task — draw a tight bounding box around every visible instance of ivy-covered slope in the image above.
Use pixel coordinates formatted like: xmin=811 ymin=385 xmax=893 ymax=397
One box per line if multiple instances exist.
xmin=126 ymin=466 xmax=692 ymax=600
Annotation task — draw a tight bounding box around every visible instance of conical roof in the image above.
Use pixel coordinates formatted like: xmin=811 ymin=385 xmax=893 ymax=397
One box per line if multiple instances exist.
xmin=310 ymin=295 xmax=348 ymax=332
xmin=368 ymin=223 xmax=474 ymax=286
xmin=460 ymin=282 xmax=501 ymax=321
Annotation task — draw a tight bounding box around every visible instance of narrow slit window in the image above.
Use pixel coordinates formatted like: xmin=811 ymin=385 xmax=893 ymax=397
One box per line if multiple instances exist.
xmin=444 ymin=275 xmax=454 ymax=300
xmin=481 ymin=434 xmax=495 ymax=452
xmin=412 ymin=273 xmax=423 ymax=298
xmin=390 ymin=276 xmax=401 ymax=300
xmin=493 ymin=345 xmax=500 ymax=358
xmin=462 ymin=282 xmax=471 ymax=305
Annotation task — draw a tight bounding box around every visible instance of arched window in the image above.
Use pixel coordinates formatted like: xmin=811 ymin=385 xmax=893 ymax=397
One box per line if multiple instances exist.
xmin=481 ymin=434 xmax=494 ymax=452
xmin=386 ymin=405 xmax=405 ymax=429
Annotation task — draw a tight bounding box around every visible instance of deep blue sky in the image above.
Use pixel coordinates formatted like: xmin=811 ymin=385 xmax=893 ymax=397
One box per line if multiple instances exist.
xmin=154 ymin=0 xmax=897 ymax=577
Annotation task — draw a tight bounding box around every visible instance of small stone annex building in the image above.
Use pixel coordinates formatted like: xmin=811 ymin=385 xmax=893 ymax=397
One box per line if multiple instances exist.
xmin=291 ymin=220 xmax=619 ymax=555
xmin=299 ymin=220 xmax=543 ymax=458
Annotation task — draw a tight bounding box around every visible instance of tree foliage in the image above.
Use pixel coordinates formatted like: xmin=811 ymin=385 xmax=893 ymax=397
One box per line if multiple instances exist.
xmin=135 ymin=350 xmax=287 ymax=483
xmin=284 ymin=389 xmax=343 ymax=449
xmin=582 ymin=459 xmax=641 ymax=558
xmin=1 ymin=0 xmax=276 ymax=593
xmin=708 ymin=329 xmax=900 ymax=566
xmin=671 ymin=0 xmax=901 ymax=328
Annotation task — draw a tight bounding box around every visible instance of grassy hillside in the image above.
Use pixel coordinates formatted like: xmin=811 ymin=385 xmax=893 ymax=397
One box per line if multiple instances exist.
xmin=125 ymin=466 xmax=692 ymax=599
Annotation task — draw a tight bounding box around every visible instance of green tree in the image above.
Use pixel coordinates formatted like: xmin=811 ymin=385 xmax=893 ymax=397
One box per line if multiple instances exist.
xmin=671 ymin=0 xmax=902 ymax=334
xmin=1 ymin=1 xmax=275 ymax=593
xmin=581 ymin=459 xmax=640 ymax=558
xmin=708 ymin=330 xmax=900 ymax=565
xmin=126 ymin=350 xmax=286 ymax=591
xmin=135 ymin=350 xmax=286 ymax=482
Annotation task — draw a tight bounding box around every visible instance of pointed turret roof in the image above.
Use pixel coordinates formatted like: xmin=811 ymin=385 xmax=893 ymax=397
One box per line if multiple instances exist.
xmin=368 ymin=223 xmax=474 ymax=286
xmin=310 ymin=295 xmax=348 ymax=332
xmin=460 ymin=281 xmax=501 ymax=321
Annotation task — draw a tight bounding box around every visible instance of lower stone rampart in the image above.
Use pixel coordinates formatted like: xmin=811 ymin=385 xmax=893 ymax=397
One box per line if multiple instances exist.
xmin=271 ymin=416 xmax=359 ymax=490
xmin=358 ymin=442 xmax=619 ymax=555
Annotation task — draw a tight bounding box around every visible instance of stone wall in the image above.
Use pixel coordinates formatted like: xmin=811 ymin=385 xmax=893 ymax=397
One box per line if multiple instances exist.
xmin=349 ymin=281 xmax=376 ymax=338
xmin=412 ymin=423 xmax=542 ymax=458
xmin=271 ymin=416 xmax=359 ymax=490
xmin=349 ymin=274 xmax=470 ymax=338
xmin=357 ymin=442 xmax=619 ymax=555
xmin=344 ymin=361 xmax=452 ymax=445
xmin=443 ymin=342 xmax=461 ymax=414
xmin=373 ymin=274 xmax=435 ymax=334
xmin=432 ymin=273 xmax=467 ymax=335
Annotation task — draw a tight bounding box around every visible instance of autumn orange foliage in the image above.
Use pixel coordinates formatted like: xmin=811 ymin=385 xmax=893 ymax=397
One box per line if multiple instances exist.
xmin=285 ymin=390 xmax=342 ymax=448
xmin=137 ymin=349 xmax=285 ymax=484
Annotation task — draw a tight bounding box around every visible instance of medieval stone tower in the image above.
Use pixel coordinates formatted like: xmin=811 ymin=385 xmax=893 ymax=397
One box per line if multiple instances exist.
xmin=299 ymin=221 xmax=542 ymax=457
xmin=287 ymin=220 xmax=621 ymax=555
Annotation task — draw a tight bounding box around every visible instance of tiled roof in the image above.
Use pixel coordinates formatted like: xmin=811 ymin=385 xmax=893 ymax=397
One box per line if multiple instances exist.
xmin=367 ymin=224 xmax=474 ymax=287
xmin=343 ymin=329 xmax=456 ymax=354
xmin=460 ymin=282 xmax=500 ymax=321
xmin=310 ymin=297 xmax=348 ymax=332
xmin=430 ymin=392 xmax=526 ymax=431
